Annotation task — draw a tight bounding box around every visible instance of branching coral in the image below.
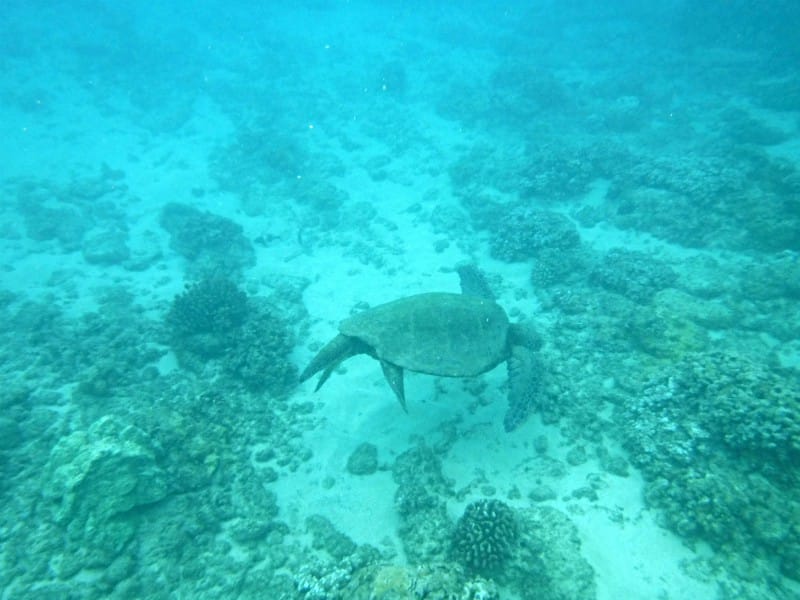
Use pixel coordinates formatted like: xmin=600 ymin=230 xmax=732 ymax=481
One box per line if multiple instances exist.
xmin=168 ymin=278 xmax=248 ymax=337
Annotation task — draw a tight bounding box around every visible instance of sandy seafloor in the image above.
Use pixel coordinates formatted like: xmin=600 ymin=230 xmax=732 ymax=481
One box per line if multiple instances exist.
xmin=1 ymin=2 xmax=799 ymax=599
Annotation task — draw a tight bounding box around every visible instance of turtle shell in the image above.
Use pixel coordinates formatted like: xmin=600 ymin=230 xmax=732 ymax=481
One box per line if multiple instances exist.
xmin=339 ymin=292 xmax=510 ymax=377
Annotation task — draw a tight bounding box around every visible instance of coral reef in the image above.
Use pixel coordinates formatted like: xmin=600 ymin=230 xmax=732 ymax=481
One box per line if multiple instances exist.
xmin=210 ymin=122 xmax=309 ymax=195
xmin=618 ymin=352 xmax=800 ymax=578
xmin=7 ymin=4 xmax=800 ymax=597
xmin=624 ymin=301 xmax=709 ymax=360
xmin=720 ymin=107 xmax=790 ymax=146
xmin=624 ymin=352 xmax=800 ymax=474
xmin=600 ymin=94 xmax=647 ymax=132
xmin=168 ymin=278 xmax=249 ymax=336
xmin=506 ymin=506 xmax=596 ymax=600
xmin=167 ymin=277 xmax=249 ymax=358
xmin=514 ymin=144 xmax=598 ymax=201
xmin=81 ymin=228 xmax=131 ymax=265
xmin=590 ymin=248 xmax=677 ymax=303
xmin=530 ymin=247 xmax=589 ymax=288
xmin=393 ymin=444 xmax=455 ymax=565
xmin=599 ymin=148 xmax=800 ymax=252
xmin=449 ymin=141 xmax=601 ymax=217
xmin=345 ymin=562 xmax=500 ymax=600
xmin=209 ymin=120 xmax=348 ymax=227
xmin=306 ymin=515 xmax=360 ymax=561
xmin=167 ymin=279 xmax=298 ymax=395
xmin=40 ymin=415 xmax=168 ymax=578
xmin=489 ymin=207 xmax=581 ymax=263
xmin=1 ymin=290 xmax=163 ymax=405
xmin=390 ymin=443 xmax=596 ymax=599
xmin=159 ymin=202 xmax=255 ymax=275
xmin=19 ymin=201 xmax=88 ymax=250
xmin=13 ymin=167 xmax=129 ymax=253
xmin=292 ymin=528 xmax=381 ymax=599
xmin=452 ymin=499 xmax=519 ymax=574
xmin=221 ymin=299 xmax=298 ymax=395
xmin=739 ymin=251 xmax=800 ymax=302
xmin=486 ymin=64 xmax=571 ymax=128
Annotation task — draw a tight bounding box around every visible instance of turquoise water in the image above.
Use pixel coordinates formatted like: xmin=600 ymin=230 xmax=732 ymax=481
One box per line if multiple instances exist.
xmin=1 ymin=2 xmax=799 ymax=598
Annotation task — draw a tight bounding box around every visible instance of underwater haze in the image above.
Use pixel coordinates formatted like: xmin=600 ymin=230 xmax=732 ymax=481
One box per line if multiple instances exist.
xmin=2 ymin=1 xmax=800 ymax=598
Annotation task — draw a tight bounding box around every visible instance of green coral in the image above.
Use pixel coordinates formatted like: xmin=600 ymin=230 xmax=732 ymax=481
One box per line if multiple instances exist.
xmin=452 ymin=499 xmax=519 ymax=574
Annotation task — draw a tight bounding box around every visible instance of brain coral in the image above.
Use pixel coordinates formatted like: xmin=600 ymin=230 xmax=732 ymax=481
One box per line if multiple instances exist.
xmin=452 ymin=499 xmax=519 ymax=573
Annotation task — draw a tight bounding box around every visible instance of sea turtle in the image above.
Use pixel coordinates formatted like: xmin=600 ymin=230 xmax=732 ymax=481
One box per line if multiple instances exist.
xmin=300 ymin=265 xmax=542 ymax=431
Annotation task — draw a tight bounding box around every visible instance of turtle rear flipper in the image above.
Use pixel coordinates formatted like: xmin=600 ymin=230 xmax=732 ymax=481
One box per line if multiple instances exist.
xmin=300 ymin=334 xmax=369 ymax=390
xmin=379 ymin=360 xmax=407 ymax=412
xmin=504 ymin=346 xmax=540 ymax=432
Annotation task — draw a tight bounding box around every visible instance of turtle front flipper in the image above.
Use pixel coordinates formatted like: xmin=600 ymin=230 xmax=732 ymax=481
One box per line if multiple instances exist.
xmin=504 ymin=346 xmax=541 ymax=432
xmin=300 ymin=334 xmax=368 ymax=390
xmin=379 ymin=360 xmax=407 ymax=412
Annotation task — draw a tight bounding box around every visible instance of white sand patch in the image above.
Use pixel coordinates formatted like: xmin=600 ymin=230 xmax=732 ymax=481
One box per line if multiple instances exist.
xmin=443 ymin=411 xmax=718 ymax=599
xmin=284 ymin=216 xmax=725 ymax=598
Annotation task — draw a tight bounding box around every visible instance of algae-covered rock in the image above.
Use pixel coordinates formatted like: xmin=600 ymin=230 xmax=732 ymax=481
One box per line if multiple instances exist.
xmin=41 ymin=415 xmax=168 ymax=575
xmin=591 ymin=248 xmax=678 ymax=303
xmin=655 ymin=288 xmax=738 ymax=331
xmin=345 ymin=562 xmax=500 ymax=600
xmin=347 ymin=442 xmax=379 ymax=476
xmin=159 ymin=202 xmax=255 ymax=275
xmin=626 ymin=302 xmax=708 ymax=360
xmin=528 ymin=484 xmax=557 ymax=502
xmin=43 ymin=415 xmax=167 ymax=525
xmin=508 ymin=506 xmax=596 ymax=600
xmin=306 ymin=514 xmax=358 ymax=561
xmin=366 ymin=564 xmax=414 ymax=598
xmin=489 ymin=208 xmax=581 ymax=263
xmin=81 ymin=228 xmax=130 ymax=265
xmin=221 ymin=299 xmax=298 ymax=395
xmin=392 ymin=445 xmax=455 ymax=564
xmin=675 ymin=255 xmax=735 ymax=299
